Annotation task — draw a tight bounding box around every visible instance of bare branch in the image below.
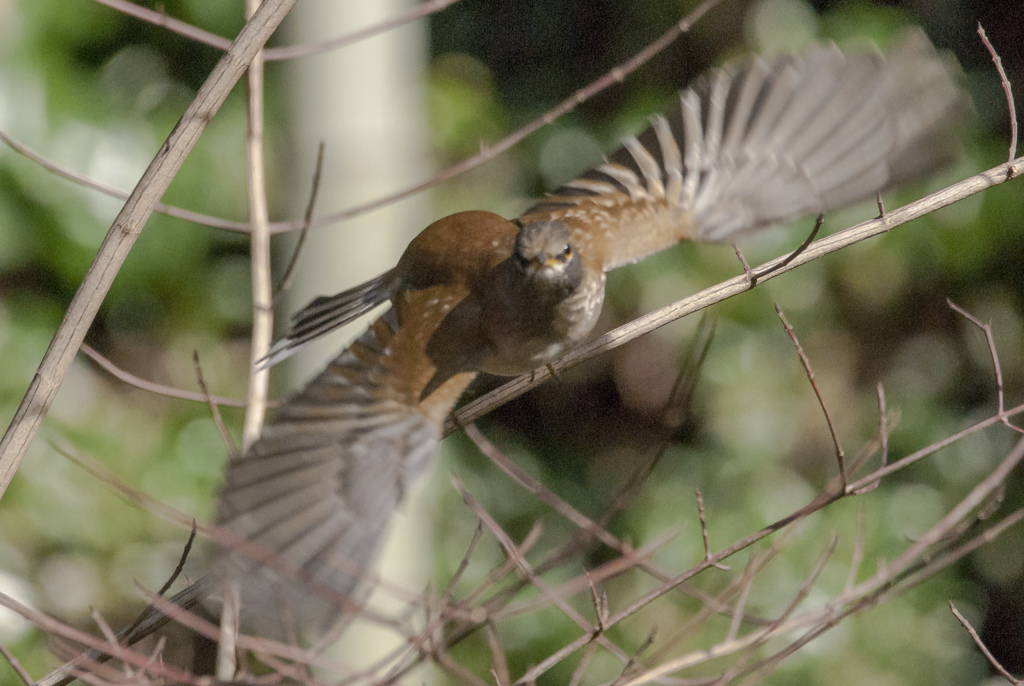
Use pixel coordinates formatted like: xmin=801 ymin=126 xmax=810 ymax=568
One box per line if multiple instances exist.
xmin=948 ymin=299 xmax=1023 ymax=434
xmin=775 ymin=304 xmax=847 ymax=489
xmin=92 ymin=0 xmax=462 ymax=63
xmin=844 ymin=507 xmax=867 ymax=594
xmin=978 ymin=24 xmax=1018 ymax=169
xmin=0 ymin=0 xmax=301 ymax=499
xmin=485 ymin=623 xmax=511 ymax=686
xmin=274 ymin=142 xmax=326 ymax=302
xmin=0 ymin=641 xmax=33 ymax=685
xmin=750 ymin=212 xmax=824 ymax=285
xmin=0 ymin=125 xmax=253 ymax=231
xmin=696 ymin=489 xmax=729 ymax=570
xmin=80 ymin=342 xmax=261 ymax=408
xmin=849 ymin=399 xmax=1024 ymax=492
xmin=193 ymin=351 xmax=239 ymax=456
xmin=465 ymin=423 xmax=622 ymax=551
xmin=949 ymin=601 xmax=1021 ymax=684
xmin=92 ymin=0 xmax=232 ymax=51
xmin=263 ymin=0 xmax=462 ymax=61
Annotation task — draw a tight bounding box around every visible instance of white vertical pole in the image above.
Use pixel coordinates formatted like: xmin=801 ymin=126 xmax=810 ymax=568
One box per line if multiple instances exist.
xmin=288 ymin=0 xmax=433 ymax=675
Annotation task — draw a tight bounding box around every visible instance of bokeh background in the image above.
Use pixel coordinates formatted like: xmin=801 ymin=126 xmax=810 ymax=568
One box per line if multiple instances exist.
xmin=0 ymin=0 xmax=1022 ymax=683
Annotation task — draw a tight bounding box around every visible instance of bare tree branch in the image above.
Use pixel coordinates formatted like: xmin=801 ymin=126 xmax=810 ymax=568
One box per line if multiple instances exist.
xmin=978 ymin=23 xmax=1018 ymax=169
xmin=91 ymin=0 xmax=463 ymax=63
xmin=0 ymin=0 xmax=301 ymax=499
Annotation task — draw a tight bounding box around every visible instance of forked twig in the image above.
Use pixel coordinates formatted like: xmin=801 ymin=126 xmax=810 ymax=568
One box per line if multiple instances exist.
xmin=696 ymin=489 xmax=729 ymax=570
xmin=747 ymin=212 xmax=824 ymax=285
xmin=948 ymin=299 xmax=1023 ymax=434
xmin=978 ymin=24 xmax=1018 ymax=171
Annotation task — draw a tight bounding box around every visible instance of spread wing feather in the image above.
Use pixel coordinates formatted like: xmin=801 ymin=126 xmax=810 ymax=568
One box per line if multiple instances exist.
xmin=217 ymin=303 xmax=472 ymax=639
xmin=520 ymin=29 xmax=966 ymax=268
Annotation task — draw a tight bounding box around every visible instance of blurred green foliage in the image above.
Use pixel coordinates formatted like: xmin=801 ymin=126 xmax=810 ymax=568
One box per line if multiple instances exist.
xmin=1 ymin=0 xmax=1022 ymax=684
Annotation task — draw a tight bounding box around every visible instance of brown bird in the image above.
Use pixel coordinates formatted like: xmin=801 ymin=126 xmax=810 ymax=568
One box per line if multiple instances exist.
xmin=214 ymin=30 xmax=966 ymax=640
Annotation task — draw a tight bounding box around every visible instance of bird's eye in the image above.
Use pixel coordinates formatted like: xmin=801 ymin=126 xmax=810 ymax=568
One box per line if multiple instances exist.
xmin=562 ymin=244 xmax=572 ymax=257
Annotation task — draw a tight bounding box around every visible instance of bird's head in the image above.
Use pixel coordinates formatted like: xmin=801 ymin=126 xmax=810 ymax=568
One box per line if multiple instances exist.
xmin=512 ymin=220 xmax=583 ymax=292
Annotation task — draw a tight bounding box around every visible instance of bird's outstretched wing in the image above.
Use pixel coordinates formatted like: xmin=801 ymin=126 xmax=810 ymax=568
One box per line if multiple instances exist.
xmin=218 ymin=297 xmax=476 ymax=639
xmin=519 ymin=29 xmax=966 ymax=271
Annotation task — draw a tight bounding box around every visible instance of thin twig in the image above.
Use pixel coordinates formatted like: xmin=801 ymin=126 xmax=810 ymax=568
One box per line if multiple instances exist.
xmin=118 ymin=522 xmax=198 ymax=640
xmin=274 ymin=142 xmax=326 ymax=302
xmin=160 ymin=524 xmax=197 ymax=594
xmin=949 ymin=601 xmax=1021 ymax=684
xmin=853 ymin=384 xmax=890 ymax=495
xmin=948 ymin=299 xmax=1023 ymax=434
xmin=485 ymin=623 xmax=511 ymax=686
xmin=978 ymin=24 xmax=1018 ymax=170
xmin=568 ymin=643 xmax=599 ymax=686
xmin=0 ymin=125 xmax=252 ymax=231
xmin=467 ymin=421 xmax=737 ymax=622
xmin=844 ymin=507 xmax=867 ymax=594
xmin=193 ymin=351 xmax=238 ymax=456
xmin=9 ymin=589 xmax=206 ymax=686
xmin=217 ymin=578 xmax=240 ymax=681
xmin=263 ymin=0 xmax=462 ymax=61
xmin=731 ymin=242 xmax=753 ymax=284
xmin=450 ymin=475 xmax=634 ymax=671
xmin=775 ymin=305 xmax=847 ymax=489
xmin=92 ymin=0 xmax=462 ymax=63
xmin=853 ymin=399 xmax=1024 ymax=491
xmin=80 ymin=342 xmax=263 ymax=408
xmin=876 ymin=384 xmax=889 ymax=464
xmin=0 ymin=0 xmax=300 ymax=499
xmin=696 ymin=489 xmax=729 ymax=570
xmin=92 ymin=0 xmax=232 ymax=52
xmin=0 ymin=641 xmax=33 ymax=685
xmin=376 ymin=524 xmax=490 ymax=685
xmin=725 ymin=559 xmax=757 ymax=643
xmin=749 ymin=212 xmax=824 ymax=284
xmin=465 ymin=424 xmax=621 ymax=551
xmin=609 ymin=628 xmax=658 ymax=686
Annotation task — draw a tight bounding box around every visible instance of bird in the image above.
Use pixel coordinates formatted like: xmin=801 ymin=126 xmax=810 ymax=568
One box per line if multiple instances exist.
xmin=215 ymin=29 xmax=967 ymax=640
xmin=39 ymin=32 xmax=968 ymax=682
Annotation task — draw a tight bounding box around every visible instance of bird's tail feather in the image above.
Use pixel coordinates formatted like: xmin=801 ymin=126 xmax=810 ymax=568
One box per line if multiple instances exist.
xmin=258 ymin=268 xmax=399 ymax=369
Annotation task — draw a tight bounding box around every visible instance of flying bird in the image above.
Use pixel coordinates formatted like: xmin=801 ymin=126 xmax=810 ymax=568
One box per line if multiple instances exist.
xmin=215 ymin=29 xmax=966 ymax=640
